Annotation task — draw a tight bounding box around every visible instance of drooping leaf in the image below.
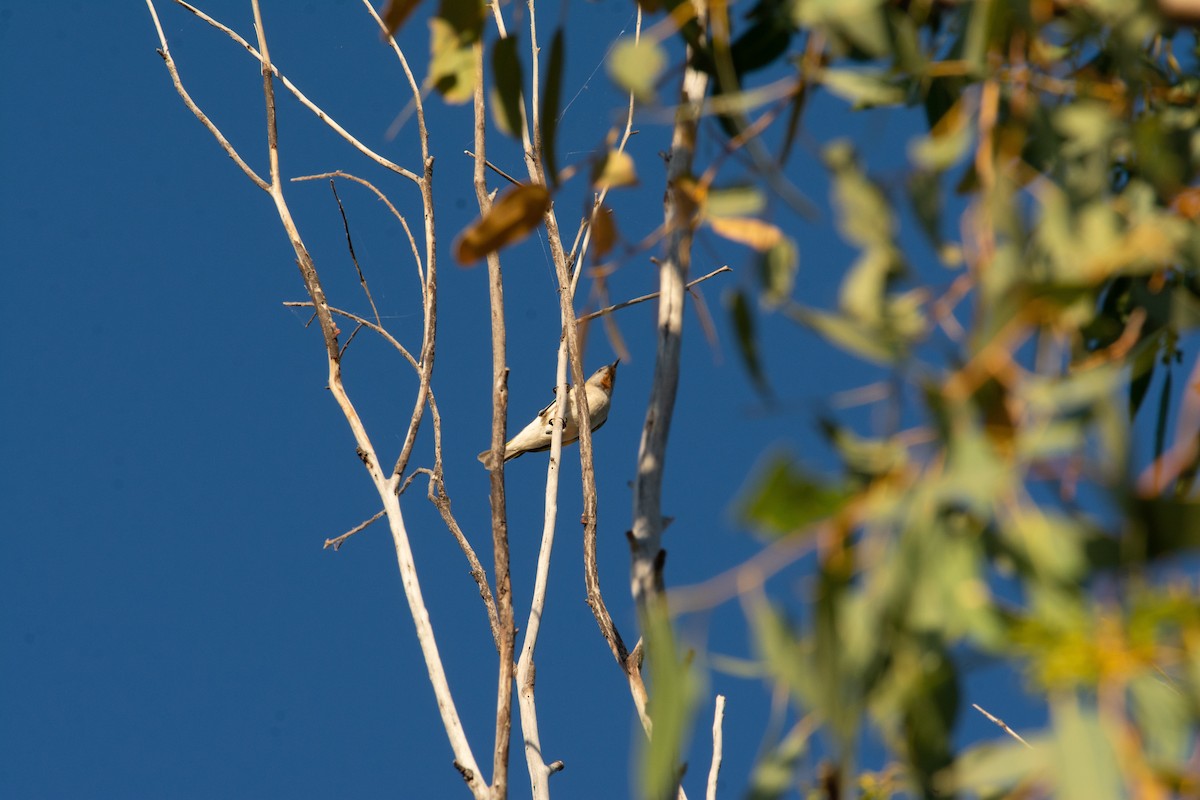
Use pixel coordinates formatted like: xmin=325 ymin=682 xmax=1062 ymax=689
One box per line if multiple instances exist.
xmin=454 ymin=183 xmax=551 ymax=264
xmin=727 ymin=288 xmax=771 ymax=396
xmin=589 ymin=203 xmax=617 ymax=261
xmin=758 ymin=237 xmax=798 ymax=308
xmin=380 ymin=0 xmax=423 ymax=36
xmin=729 ymin=16 xmax=794 ymax=76
xmin=491 ymin=35 xmax=524 ymax=138
xmin=542 ymin=28 xmax=564 ymax=186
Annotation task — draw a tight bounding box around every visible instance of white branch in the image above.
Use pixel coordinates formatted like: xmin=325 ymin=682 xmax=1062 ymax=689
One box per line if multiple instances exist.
xmin=706 ymin=695 xmax=726 ymax=800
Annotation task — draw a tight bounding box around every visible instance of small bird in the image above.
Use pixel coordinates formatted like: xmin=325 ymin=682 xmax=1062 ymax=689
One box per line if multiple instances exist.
xmin=478 ymin=360 xmax=619 ymax=465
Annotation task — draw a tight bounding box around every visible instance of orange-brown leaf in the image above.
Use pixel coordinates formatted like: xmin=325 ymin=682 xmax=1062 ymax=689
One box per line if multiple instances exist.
xmin=380 ymin=0 xmax=422 ymax=36
xmin=590 ymin=204 xmax=618 ymax=261
xmin=455 ymin=184 xmax=552 ymax=265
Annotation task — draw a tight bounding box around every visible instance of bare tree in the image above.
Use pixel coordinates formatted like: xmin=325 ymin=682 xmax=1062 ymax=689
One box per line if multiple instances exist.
xmin=145 ymin=1 xmax=729 ymax=797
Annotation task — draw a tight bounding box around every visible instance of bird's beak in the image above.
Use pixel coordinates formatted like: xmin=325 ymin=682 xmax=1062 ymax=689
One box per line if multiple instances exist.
xmin=609 ymin=358 xmax=620 ymax=370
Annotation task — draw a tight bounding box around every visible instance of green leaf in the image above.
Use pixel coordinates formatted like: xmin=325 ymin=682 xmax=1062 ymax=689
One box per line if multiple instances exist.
xmin=490 ymin=36 xmax=524 ymax=138
xmin=909 ymin=123 xmax=973 ymax=172
xmin=1130 ymin=673 xmax=1191 ymax=765
xmin=542 ymin=28 xmax=564 ymax=186
xmin=639 ymin=608 xmax=697 ymax=800
xmin=730 ymin=17 xmax=794 ymax=76
xmin=907 ymin=170 xmax=944 ymax=252
xmin=750 ymin=598 xmax=815 ymax=707
xmin=838 ymin=246 xmax=902 ymax=326
xmin=1051 ymin=695 xmax=1123 ymax=800
xmin=820 ymin=420 xmax=907 ymax=480
xmin=941 ymin=736 xmax=1049 ymax=795
xmin=706 ymin=184 xmax=766 ymax=218
xmin=998 ymin=509 xmax=1090 ymax=585
xmin=727 ymin=288 xmax=771 ymax=396
xmin=902 ymin=644 xmax=959 ymax=796
xmin=793 ymin=0 xmax=890 ymax=58
xmin=738 ymin=453 xmax=855 ymax=536
xmin=787 ymin=305 xmax=901 ymax=364
xmin=746 ymin=721 xmax=811 ymax=800
xmin=758 ymin=236 xmax=798 ymax=308
xmin=608 ymin=37 xmax=666 ymax=104
xmin=824 ymin=141 xmax=895 ymax=249
xmin=820 ymin=68 xmax=905 ymax=107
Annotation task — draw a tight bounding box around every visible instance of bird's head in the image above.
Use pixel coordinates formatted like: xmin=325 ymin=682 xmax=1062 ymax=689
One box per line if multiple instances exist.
xmin=589 ymin=359 xmax=619 ymax=393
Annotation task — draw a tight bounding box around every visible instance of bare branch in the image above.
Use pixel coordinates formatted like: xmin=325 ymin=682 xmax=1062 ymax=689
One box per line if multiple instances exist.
xmin=242 ymin=1 xmax=483 ymax=790
xmin=324 ymin=509 xmax=386 ymax=551
xmin=293 ymin=172 xmax=427 ymax=331
xmin=470 ymin=34 xmax=516 ymax=800
xmin=170 ymin=0 xmax=419 ymax=182
xmin=145 ymin=0 xmax=269 ymax=191
xmin=464 ymin=150 xmax=523 ymax=187
xmin=706 ymin=695 xmax=726 ymax=800
xmin=630 ymin=2 xmax=710 ymax=614
xmin=972 ymin=703 xmax=1033 ymax=748
xmin=328 ymin=180 xmax=382 ymax=329
xmin=576 ymin=266 xmax=732 ymax=324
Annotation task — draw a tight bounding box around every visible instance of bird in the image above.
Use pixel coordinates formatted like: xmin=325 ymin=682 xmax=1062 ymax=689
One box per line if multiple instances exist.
xmin=478 ymin=360 xmax=619 ymax=465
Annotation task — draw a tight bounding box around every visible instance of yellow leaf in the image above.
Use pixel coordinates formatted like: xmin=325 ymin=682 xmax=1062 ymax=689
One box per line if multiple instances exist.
xmin=707 ymin=216 xmax=783 ymax=252
xmin=591 ymin=149 xmax=639 ymax=191
xmin=455 ymin=184 xmax=552 ymax=264
xmin=428 ymin=12 xmax=479 ymax=104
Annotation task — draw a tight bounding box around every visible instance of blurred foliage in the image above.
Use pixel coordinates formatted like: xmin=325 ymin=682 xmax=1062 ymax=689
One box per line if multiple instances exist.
xmin=641 ymin=0 xmax=1200 ymax=795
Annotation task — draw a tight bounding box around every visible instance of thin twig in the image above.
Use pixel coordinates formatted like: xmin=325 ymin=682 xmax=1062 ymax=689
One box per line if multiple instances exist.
xmin=972 ymin=703 xmax=1033 ymax=748
xmin=576 ymin=266 xmax=732 ymax=324
xmin=706 ymin=695 xmax=726 ymax=800
xmin=294 ymin=172 xmax=426 ymax=326
xmin=282 ymin=303 xmax=417 ymax=365
xmin=464 ymin=150 xmax=522 ymax=187
xmin=329 ymin=180 xmax=382 ymax=329
xmin=468 ymin=30 xmax=516 ymax=800
xmin=145 ymin=1 xmax=269 ymax=191
xmin=324 ymin=509 xmax=386 ymax=550
xmin=169 ymin=0 xmax=418 ymax=182
xmin=152 ymin=0 xmax=481 ymax=791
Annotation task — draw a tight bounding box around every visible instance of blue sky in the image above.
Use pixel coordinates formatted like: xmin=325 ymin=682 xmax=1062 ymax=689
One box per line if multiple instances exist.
xmin=1 ymin=1 xmax=1041 ymax=797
